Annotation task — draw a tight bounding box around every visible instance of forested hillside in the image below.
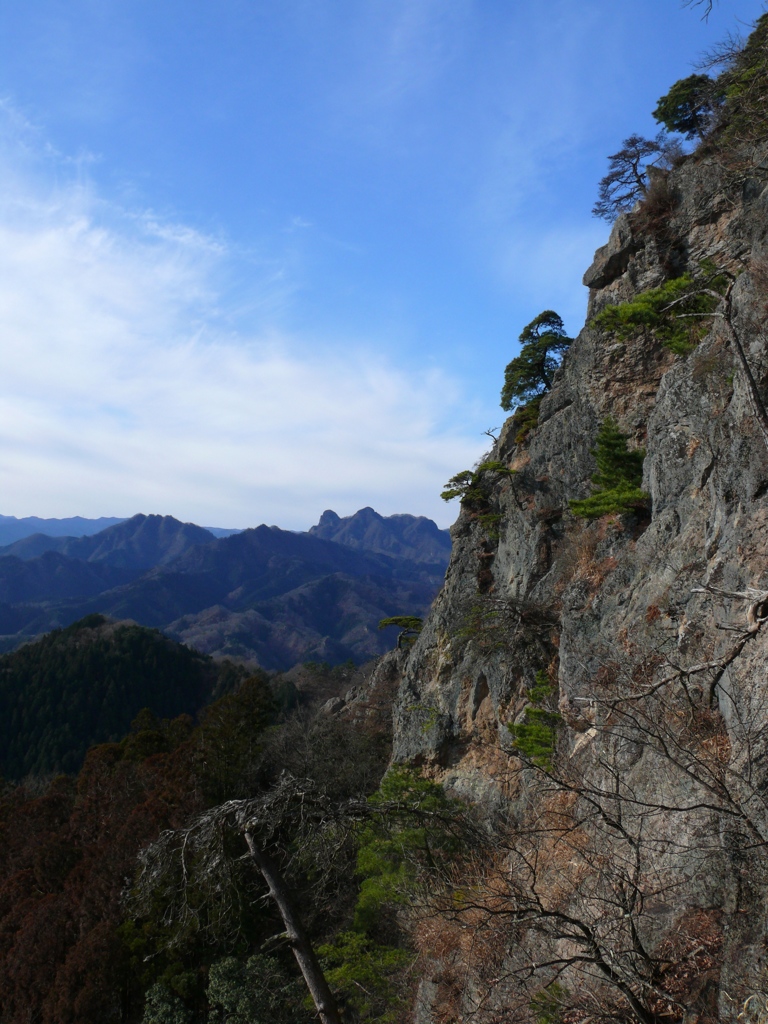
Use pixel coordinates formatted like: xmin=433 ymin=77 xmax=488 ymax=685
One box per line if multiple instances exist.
xmin=0 ymin=661 xmax=397 ymax=1024
xmin=0 ymin=615 xmax=239 ymax=777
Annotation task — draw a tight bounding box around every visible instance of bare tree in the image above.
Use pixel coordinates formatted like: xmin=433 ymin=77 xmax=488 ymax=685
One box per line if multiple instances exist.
xmin=695 ymin=31 xmax=746 ymax=75
xmin=417 ymin=727 xmax=725 ymax=1023
xmin=683 ymin=0 xmax=715 ymax=19
xmin=130 ymin=776 xmax=357 ymax=1024
xmin=242 ymin=834 xmax=342 ymax=1024
xmin=593 ymin=135 xmax=676 ymax=221
xmin=129 ymin=769 xmax=477 ymax=1023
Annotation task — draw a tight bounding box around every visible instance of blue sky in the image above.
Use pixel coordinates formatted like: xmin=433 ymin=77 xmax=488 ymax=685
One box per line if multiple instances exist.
xmin=0 ymin=0 xmax=763 ymax=529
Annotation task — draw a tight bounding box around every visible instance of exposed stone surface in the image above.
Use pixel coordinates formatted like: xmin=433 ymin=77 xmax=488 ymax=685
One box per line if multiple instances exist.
xmin=582 ymin=213 xmax=642 ymax=289
xmin=390 ymin=139 xmax=768 ymax=1021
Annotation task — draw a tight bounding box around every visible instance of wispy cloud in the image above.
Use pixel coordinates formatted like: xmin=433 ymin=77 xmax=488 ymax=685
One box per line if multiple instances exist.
xmin=318 ymin=0 xmax=471 ymax=150
xmin=0 ymin=110 xmax=483 ymax=528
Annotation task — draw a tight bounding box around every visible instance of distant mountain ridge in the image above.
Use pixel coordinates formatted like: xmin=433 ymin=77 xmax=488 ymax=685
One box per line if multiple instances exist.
xmin=309 ymin=506 xmax=451 ymax=563
xmin=0 ymin=514 xmax=126 ymax=545
xmin=0 ymin=513 xmax=218 ymax=568
xmin=0 ymin=513 xmax=240 ymax=547
xmin=0 ymin=507 xmax=451 ymax=669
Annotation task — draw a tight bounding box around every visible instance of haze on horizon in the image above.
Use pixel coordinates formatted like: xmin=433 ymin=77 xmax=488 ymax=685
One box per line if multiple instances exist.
xmin=0 ymin=0 xmax=762 ymax=530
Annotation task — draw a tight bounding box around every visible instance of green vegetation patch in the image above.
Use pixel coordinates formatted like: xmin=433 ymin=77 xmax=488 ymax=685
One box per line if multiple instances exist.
xmin=508 ymin=670 xmax=561 ymax=769
xmin=354 ymin=767 xmax=461 ymax=931
xmin=569 ymin=417 xmax=648 ymax=520
xmin=508 ymin=393 xmax=544 ymax=444
xmin=530 ymin=982 xmax=571 ymax=1024
xmin=319 ymin=931 xmax=413 ymax=1023
xmin=591 ymin=273 xmax=723 ymax=355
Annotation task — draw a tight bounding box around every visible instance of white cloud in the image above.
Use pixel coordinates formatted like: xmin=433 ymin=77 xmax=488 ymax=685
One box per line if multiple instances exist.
xmin=0 ymin=118 xmax=484 ymax=530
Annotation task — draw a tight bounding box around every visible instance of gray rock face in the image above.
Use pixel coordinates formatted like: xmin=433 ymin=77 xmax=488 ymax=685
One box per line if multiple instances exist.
xmin=582 ymin=213 xmax=641 ymax=289
xmin=390 ymin=141 xmax=768 ymax=1019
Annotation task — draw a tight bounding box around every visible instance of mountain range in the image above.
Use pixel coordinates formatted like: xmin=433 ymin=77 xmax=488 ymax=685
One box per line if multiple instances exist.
xmin=0 ymin=513 xmax=240 ymax=546
xmin=0 ymin=513 xmax=127 ymax=545
xmin=0 ymin=508 xmax=450 ymax=669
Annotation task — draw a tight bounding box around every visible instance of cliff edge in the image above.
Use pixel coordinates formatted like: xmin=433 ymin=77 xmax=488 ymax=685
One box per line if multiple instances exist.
xmin=388 ymin=26 xmax=768 ymax=1024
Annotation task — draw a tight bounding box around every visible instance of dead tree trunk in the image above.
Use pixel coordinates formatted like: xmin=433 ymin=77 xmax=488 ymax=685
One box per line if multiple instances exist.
xmin=244 ymin=831 xmax=343 ymax=1024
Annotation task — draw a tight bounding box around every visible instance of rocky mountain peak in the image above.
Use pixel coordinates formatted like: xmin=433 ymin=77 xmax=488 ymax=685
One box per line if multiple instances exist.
xmin=308 ymin=506 xmax=451 ymax=564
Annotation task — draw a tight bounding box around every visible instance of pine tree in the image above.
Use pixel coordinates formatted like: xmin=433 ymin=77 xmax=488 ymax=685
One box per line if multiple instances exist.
xmin=500 ymin=311 xmax=571 ymax=412
xmin=653 ymin=74 xmax=724 ymax=139
xmin=569 ymin=418 xmax=648 ymax=519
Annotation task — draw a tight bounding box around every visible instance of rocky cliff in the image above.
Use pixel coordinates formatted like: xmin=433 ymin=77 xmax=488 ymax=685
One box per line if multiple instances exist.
xmin=383 ymin=44 xmax=768 ymax=1024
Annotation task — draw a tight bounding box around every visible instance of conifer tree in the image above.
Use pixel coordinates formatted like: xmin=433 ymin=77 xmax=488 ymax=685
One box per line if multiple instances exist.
xmin=569 ymin=417 xmax=647 ymax=519
xmin=500 ymin=311 xmax=571 ymax=412
xmin=653 ymin=74 xmax=724 ymax=139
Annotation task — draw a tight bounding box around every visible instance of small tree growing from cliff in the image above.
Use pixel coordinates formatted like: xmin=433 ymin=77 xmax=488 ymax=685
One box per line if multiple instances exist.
xmin=592 ymin=133 xmax=676 ymax=221
xmin=378 ymin=616 xmax=423 ymax=649
xmin=653 ymin=74 xmax=725 ymax=139
xmin=441 ymin=461 xmax=515 ymax=504
xmin=569 ymin=418 xmax=647 ymax=519
xmin=500 ymin=311 xmax=571 ymax=412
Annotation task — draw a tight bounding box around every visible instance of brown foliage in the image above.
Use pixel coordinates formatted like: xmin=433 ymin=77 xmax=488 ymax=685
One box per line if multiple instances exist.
xmin=0 ymin=683 xmax=268 ymax=1024
xmin=630 ymin=172 xmax=684 ymax=274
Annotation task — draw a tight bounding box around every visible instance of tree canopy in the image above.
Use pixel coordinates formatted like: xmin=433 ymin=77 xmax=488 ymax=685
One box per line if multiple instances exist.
xmin=500 ymin=311 xmax=571 ymax=412
xmin=653 ymin=74 xmax=724 ymax=138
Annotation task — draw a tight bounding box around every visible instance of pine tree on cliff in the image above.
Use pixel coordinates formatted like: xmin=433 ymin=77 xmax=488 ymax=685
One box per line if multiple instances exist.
xmin=500 ymin=310 xmax=571 ymax=411
xmin=653 ymin=73 xmax=724 ymax=139
xmin=569 ymin=417 xmax=647 ymax=519
xmin=499 ymin=310 xmax=571 ymax=444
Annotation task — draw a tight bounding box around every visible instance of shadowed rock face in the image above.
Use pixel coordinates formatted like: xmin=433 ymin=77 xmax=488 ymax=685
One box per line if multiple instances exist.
xmin=387 ymin=132 xmax=768 ymax=1019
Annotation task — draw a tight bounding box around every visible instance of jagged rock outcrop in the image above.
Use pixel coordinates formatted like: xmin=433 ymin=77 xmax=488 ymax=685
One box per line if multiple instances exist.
xmin=309 ymin=507 xmax=452 ymax=565
xmin=389 ymin=105 xmax=768 ymax=1022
